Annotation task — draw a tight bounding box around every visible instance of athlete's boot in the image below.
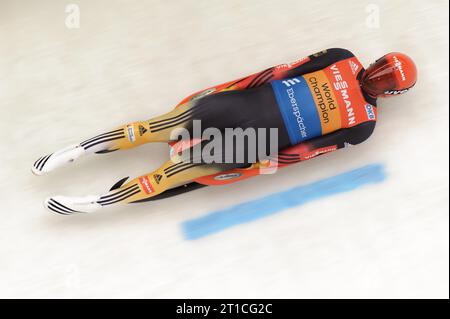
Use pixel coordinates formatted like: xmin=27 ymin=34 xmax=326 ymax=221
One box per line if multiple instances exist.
xmin=44 ymin=195 xmax=102 ymax=215
xmin=43 ymin=177 xmax=132 ymax=214
xmin=32 ymin=144 xmax=86 ymax=176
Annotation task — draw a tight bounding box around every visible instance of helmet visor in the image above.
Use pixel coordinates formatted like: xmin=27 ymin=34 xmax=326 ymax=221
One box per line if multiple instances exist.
xmin=362 ymin=57 xmax=399 ymax=96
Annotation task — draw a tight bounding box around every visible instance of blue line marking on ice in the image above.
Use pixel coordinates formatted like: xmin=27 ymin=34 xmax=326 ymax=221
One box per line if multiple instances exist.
xmin=181 ymin=163 xmax=386 ymax=240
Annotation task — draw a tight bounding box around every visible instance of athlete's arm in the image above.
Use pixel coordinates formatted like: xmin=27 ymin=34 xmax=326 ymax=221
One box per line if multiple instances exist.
xmin=276 ymin=121 xmax=376 ymax=165
xmin=175 ymin=48 xmax=355 ymax=105
xmin=285 ymin=48 xmax=355 ymax=78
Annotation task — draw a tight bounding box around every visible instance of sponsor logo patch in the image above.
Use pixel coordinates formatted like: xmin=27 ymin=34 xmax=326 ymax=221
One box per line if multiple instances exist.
xmin=365 ymin=104 xmax=376 ymax=120
xmin=127 ymin=125 xmax=136 ymax=142
xmin=213 ymin=173 xmax=242 ymax=181
xmin=329 ymin=64 xmax=356 ymax=126
xmin=153 ymin=174 xmax=162 ymax=184
xmin=276 ymin=57 xmax=308 ymax=70
xmin=300 ymin=145 xmax=338 ymax=160
xmin=305 ymin=71 xmax=341 ymax=134
xmin=281 ymin=77 xmax=301 ymax=87
xmin=139 ymin=176 xmax=154 ymax=194
xmin=271 ymin=76 xmax=322 ymax=144
xmin=392 ymin=55 xmax=406 ymax=81
xmin=349 ymin=60 xmax=359 ymax=75
xmin=384 ymin=89 xmax=409 ymax=95
xmin=313 ymin=50 xmax=327 ymax=57
xmin=139 ymin=125 xmax=147 ymax=136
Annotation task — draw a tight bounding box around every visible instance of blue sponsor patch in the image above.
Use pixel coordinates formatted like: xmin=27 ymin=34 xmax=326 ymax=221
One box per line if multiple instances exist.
xmin=365 ymin=104 xmax=376 ymax=120
xmin=271 ymin=77 xmax=322 ymax=145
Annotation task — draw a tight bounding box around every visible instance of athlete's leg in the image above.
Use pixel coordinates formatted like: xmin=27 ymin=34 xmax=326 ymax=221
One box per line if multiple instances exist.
xmin=31 ymin=101 xmax=198 ymax=175
xmin=32 ymin=84 xmax=289 ymax=175
xmin=45 ymin=160 xmax=234 ymax=215
xmin=43 ymin=154 xmax=236 ymax=214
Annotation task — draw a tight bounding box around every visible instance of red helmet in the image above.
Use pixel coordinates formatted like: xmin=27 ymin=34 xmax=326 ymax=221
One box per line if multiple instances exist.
xmin=361 ymin=52 xmax=417 ymax=97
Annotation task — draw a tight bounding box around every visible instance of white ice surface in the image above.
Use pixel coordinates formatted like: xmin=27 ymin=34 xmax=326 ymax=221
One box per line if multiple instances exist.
xmin=0 ymin=0 xmax=448 ymax=298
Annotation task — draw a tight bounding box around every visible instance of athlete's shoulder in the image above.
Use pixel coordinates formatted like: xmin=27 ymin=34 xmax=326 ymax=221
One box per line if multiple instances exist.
xmin=285 ymin=48 xmax=357 ymax=79
xmin=304 ymin=48 xmax=356 ymax=68
xmin=312 ymin=48 xmax=355 ymax=60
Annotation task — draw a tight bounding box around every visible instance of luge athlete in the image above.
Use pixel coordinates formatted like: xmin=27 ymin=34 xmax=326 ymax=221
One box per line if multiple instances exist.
xmin=32 ymin=48 xmax=417 ymax=215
